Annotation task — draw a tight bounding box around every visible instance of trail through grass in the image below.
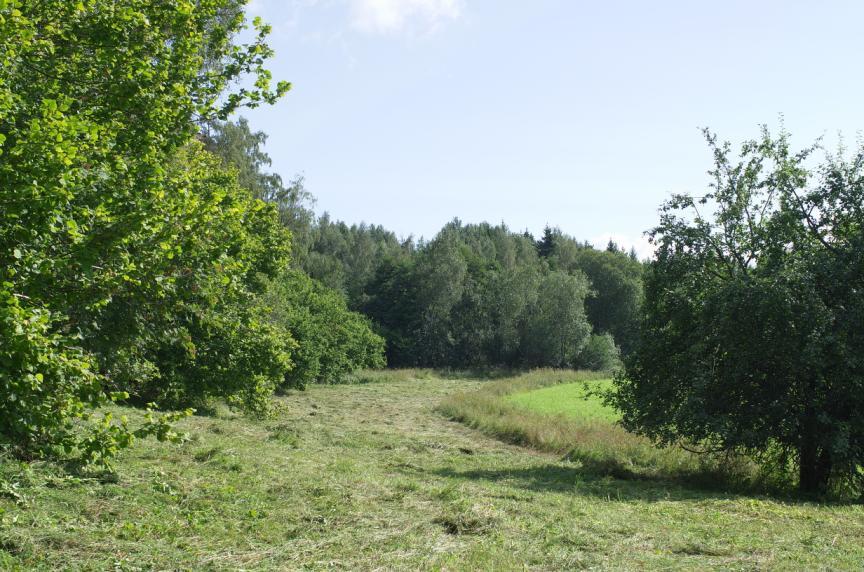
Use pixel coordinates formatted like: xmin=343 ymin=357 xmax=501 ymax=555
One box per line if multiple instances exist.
xmin=1 ymin=371 xmax=862 ymax=570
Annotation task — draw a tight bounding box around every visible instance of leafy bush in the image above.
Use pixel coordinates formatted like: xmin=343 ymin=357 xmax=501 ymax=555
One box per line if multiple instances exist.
xmin=575 ymin=333 xmax=621 ymax=371
xmin=262 ymin=270 xmax=386 ymax=389
xmin=1 ymin=287 xmax=108 ymax=459
xmin=0 ymin=286 xmax=188 ymax=467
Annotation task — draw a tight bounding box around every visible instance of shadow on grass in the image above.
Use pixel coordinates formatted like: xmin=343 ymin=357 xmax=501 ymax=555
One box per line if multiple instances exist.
xmin=426 ymin=463 xmax=817 ymax=504
xmin=427 ymin=463 xmax=736 ymax=502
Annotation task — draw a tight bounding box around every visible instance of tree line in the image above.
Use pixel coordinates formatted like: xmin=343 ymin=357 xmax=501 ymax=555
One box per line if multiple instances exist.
xmin=205 ymin=116 xmax=647 ymax=372
xmin=314 ymin=220 xmax=642 ymax=370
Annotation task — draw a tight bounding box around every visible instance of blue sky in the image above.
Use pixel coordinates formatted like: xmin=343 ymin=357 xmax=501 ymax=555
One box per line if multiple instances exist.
xmin=240 ymin=0 xmax=864 ymax=257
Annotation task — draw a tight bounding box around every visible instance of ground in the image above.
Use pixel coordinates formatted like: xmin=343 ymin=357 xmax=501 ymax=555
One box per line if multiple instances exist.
xmin=1 ymin=373 xmax=862 ymax=570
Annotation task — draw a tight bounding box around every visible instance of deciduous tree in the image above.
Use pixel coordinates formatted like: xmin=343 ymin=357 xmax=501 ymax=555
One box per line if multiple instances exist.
xmin=613 ymin=127 xmax=864 ymax=494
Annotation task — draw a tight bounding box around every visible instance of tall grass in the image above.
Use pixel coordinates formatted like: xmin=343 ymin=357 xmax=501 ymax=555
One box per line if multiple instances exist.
xmin=339 ymin=368 xmax=436 ymax=384
xmin=437 ymin=369 xmax=759 ymax=489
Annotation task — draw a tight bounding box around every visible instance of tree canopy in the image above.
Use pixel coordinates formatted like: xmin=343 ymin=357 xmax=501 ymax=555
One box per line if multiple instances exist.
xmin=612 ymin=128 xmax=864 ymax=494
xmin=353 ymin=220 xmax=640 ymax=369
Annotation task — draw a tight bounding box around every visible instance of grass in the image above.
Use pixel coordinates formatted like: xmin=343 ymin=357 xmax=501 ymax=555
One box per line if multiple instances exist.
xmin=0 ymin=370 xmax=862 ymax=570
xmin=437 ymin=369 xmax=727 ymax=483
xmin=505 ymin=379 xmax=619 ymax=423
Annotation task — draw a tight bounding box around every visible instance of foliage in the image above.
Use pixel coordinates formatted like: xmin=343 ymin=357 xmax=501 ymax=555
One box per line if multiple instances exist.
xmin=360 ymin=257 xmax=424 ymax=365
xmin=0 ymin=0 xmax=288 ymax=463
xmin=535 ymin=225 xmax=557 ymax=258
xmin=202 ymin=117 xmax=316 ymax=256
xmin=303 ymin=213 xmax=412 ymax=307
xmin=297 ymin=213 xmax=643 ymax=369
xmin=0 ymin=285 xmax=192 ymax=468
xmin=574 ymin=333 xmax=621 ymax=371
xmin=0 ymin=286 xmax=112 ymax=462
xmin=521 ymin=271 xmax=592 ymax=367
xmin=359 ymin=220 xmax=626 ymax=369
xmin=551 ymin=242 xmax=644 ymax=354
xmin=612 ymin=127 xmax=864 ymax=494
xmin=90 ymin=143 xmax=295 ymax=415
xmin=262 ymin=270 xmax=386 ymax=388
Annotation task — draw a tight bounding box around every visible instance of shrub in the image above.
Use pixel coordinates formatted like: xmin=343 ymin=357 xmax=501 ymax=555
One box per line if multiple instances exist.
xmin=262 ymin=270 xmax=386 ymax=388
xmin=575 ymin=333 xmax=621 ymax=371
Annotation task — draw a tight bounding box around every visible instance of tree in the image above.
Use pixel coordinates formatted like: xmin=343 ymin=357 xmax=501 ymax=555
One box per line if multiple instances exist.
xmin=521 ymin=271 xmax=592 ymax=367
xmin=0 ymin=0 xmax=288 ymax=463
xmin=612 ymin=127 xmax=864 ymax=494
xmin=202 ymin=118 xmax=316 ymax=257
xmin=484 ymin=265 xmax=540 ymax=365
xmin=93 ymin=143 xmax=295 ymax=415
xmin=413 ymin=226 xmax=468 ymax=365
xmin=361 ymin=257 xmax=423 ymax=366
xmin=302 ymin=214 xmax=409 ymax=308
xmin=536 ymin=225 xmax=558 ymax=258
xmin=561 ymin=247 xmax=643 ymax=354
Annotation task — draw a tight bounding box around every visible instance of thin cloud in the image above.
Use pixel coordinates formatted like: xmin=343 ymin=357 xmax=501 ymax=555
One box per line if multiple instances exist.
xmin=349 ymin=0 xmax=462 ymax=34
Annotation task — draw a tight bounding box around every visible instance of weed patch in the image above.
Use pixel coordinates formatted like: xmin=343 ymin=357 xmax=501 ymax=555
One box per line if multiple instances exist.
xmin=435 ymin=501 xmax=498 ymax=535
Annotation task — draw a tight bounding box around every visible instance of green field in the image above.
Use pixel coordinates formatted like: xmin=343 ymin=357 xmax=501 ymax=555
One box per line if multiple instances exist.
xmin=1 ymin=370 xmax=863 ymax=570
xmin=505 ymin=379 xmax=619 ymax=422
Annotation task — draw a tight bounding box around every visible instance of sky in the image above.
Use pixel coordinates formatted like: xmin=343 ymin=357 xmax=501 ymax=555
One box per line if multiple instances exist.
xmin=239 ymin=0 xmax=864 ymax=257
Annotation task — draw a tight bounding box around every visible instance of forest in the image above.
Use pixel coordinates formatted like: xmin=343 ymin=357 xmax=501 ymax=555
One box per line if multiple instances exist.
xmin=1 ymin=0 xmax=862 ymax=569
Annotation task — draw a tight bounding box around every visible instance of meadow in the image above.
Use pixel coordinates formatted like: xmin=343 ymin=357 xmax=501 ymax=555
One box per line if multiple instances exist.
xmin=505 ymin=378 xmax=619 ymax=423
xmin=1 ymin=370 xmax=862 ymax=570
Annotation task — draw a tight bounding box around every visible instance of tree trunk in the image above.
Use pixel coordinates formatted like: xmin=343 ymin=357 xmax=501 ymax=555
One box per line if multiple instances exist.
xmin=799 ymin=378 xmax=831 ymax=495
xmin=799 ymin=442 xmax=831 ymax=494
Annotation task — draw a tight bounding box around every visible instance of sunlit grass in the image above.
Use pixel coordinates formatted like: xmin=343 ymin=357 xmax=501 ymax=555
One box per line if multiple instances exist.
xmin=505 ymin=379 xmax=619 ymax=423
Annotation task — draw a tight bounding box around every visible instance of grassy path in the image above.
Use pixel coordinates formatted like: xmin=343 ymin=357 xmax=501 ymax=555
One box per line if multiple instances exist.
xmin=1 ymin=374 xmax=863 ymax=570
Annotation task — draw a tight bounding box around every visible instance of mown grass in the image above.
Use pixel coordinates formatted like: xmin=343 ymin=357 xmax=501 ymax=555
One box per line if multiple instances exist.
xmin=0 ymin=371 xmax=862 ymax=570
